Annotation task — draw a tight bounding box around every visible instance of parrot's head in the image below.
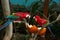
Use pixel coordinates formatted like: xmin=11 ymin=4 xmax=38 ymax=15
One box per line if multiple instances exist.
xmin=33 ymin=15 xmax=41 ymax=21
xmin=33 ymin=16 xmax=37 ymax=21
xmin=26 ymin=14 xmax=31 ymax=19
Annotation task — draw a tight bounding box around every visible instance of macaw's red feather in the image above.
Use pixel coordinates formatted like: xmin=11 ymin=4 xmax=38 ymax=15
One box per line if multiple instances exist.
xmin=15 ymin=12 xmax=30 ymax=21
xmin=34 ymin=15 xmax=47 ymax=26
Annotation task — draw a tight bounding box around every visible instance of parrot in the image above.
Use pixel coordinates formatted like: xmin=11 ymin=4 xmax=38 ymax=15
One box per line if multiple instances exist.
xmin=6 ymin=15 xmax=19 ymax=20
xmin=33 ymin=15 xmax=47 ymax=26
xmin=14 ymin=12 xmax=31 ymax=21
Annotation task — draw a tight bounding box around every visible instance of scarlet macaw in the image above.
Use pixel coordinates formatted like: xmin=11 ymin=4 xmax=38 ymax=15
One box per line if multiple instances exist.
xmin=33 ymin=15 xmax=47 ymax=26
xmin=14 ymin=12 xmax=31 ymax=21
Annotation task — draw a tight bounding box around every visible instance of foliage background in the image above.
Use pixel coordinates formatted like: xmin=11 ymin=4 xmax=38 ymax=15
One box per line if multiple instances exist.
xmin=0 ymin=0 xmax=60 ymax=40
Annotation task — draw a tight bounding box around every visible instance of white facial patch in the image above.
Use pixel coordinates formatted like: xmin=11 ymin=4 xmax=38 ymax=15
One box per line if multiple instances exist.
xmin=33 ymin=16 xmax=37 ymax=21
xmin=38 ymin=27 xmax=41 ymax=30
xmin=28 ymin=25 xmax=33 ymax=28
xmin=26 ymin=15 xmax=30 ymax=18
xmin=33 ymin=16 xmax=35 ymax=19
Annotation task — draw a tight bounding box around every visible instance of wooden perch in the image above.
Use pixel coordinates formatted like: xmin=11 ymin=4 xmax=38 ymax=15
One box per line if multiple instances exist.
xmin=51 ymin=14 xmax=60 ymax=24
xmin=56 ymin=14 xmax=60 ymax=20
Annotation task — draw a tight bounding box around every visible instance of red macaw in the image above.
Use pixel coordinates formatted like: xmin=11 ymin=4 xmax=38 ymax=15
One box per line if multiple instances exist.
xmin=14 ymin=12 xmax=30 ymax=21
xmin=33 ymin=15 xmax=47 ymax=26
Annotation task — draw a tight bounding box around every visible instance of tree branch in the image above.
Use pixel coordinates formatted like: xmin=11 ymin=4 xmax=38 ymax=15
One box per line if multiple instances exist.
xmin=34 ymin=14 xmax=60 ymax=40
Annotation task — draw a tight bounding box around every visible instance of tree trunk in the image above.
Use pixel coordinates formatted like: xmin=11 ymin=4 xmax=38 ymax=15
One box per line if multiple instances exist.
xmin=43 ymin=0 xmax=49 ymax=18
xmin=1 ymin=0 xmax=13 ymax=40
